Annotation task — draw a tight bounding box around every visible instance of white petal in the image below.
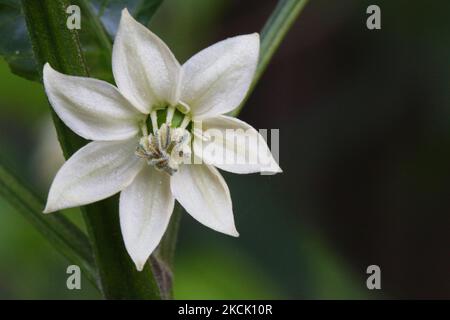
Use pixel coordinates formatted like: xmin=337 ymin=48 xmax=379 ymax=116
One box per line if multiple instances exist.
xmin=43 ymin=63 xmax=142 ymax=141
xmin=171 ymin=164 xmax=238 ymax=237
xmin=181 ymin=33 xmax=259 ymax=120
xmin=193 ymin=116 xmax=282 ymax=174
xmin=113 ymin=9 xmax=181 ymax=113
xmin=44 ymin=139 xmax=144 ymax=213
xmin=120 ymin=167 xmax=174 ymax=271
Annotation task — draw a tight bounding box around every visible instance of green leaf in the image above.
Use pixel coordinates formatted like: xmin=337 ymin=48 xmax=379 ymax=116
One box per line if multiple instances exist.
xmin=232 ymin=0 xmax=310 ymax=116
xmin=0 ymin=0 xmax=164 ymax=82
xmin=133 ymin=0 xmax=164 ymax=27
xmin=0 ymin=0 xmax=38 ymax=80
xmin=21 ymin=0 xmax=161 ymax=299
xmin=73 ymin=0 xmax=163 ymax=82
xmin=91 ymin=0 xmax=164 ymax=37
xmin=0 ymin=161 xmax=98 ymax=287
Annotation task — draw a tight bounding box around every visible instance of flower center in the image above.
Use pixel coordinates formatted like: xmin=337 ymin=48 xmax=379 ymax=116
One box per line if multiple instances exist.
xmin=135 ymin=107 xmax=191 ymax=176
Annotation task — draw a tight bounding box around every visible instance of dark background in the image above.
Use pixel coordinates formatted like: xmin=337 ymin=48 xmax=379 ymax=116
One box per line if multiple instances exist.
xmin=1 ymin=0 xmax=449 ymax=299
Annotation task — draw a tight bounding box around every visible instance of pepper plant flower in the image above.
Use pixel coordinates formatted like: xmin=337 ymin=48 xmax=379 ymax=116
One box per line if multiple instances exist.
xmin=43 ymin=9 xmax=281 ymax=270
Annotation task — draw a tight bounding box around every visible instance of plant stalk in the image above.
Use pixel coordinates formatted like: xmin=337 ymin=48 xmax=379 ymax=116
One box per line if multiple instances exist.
xmin=21 ymin=0 xmax=161 ymax=299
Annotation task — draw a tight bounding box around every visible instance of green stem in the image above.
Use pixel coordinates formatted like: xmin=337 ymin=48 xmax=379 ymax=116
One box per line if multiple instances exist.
xmin=21 ymin=0 xmax=88 ymax=156
xmin=21 ymin=0 xmax=160 ymax=299
xmin=232 ymin=0 xmax=310 ymax=116
xmin=0 ymin=162 xmax=98 ymax=287
xmin=83 ymin=196 xmax=161 ymax=299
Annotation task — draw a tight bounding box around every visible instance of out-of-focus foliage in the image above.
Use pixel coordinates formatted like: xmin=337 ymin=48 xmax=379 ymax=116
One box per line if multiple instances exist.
xmin=174 ymin=245 xmax=284 ymax=299
xmin=0 ymin=0 xmax=37 ymax=80
xmin=75 ymin=0 xmax=164 ymax=82
xmin=90 ymin=0 xmax=163 ymax=36
xmin=0 ymin=198 xmax=98 ymax=299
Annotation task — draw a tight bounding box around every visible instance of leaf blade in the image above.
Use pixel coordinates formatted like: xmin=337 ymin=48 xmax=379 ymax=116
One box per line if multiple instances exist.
xmin=0 ymin=0 xmax=38 ymax=80
xmin=90 ymin=0 xmax=164 ymax=37
xmin=0 ymin=161 xmax=99 ymax=287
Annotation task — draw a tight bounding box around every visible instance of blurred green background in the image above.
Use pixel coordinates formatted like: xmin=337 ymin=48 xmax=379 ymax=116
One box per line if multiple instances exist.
xmin=1 ymin=0 xmax=450 ymax=299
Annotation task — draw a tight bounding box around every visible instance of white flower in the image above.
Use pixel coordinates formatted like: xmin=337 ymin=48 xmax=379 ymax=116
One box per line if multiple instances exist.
xmin=43 ymin=9 xmax=281 ymax=271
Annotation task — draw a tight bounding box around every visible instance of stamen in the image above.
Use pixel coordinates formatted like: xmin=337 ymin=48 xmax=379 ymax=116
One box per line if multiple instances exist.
xmin=164 ymin=125 xmax=171 ymax=149
xmin=180 ymin=115 xmax=191 ymax=130
xmin=140 ymin=121 xmax=148 ymax=137
xmin=166 ymin=106 xmax=175 ymax=125
xmin=154 ymin=128 xmax=162 ymax=151
xmin=150 ymin=111 xmax=158 ymax=134
xmin=135 ymin=123 xmax=191 ymax=176
xmin=136 ymin=107 xmax=192 ymax=177
xmin=146 ymin=139 xmax=159 ymax=156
